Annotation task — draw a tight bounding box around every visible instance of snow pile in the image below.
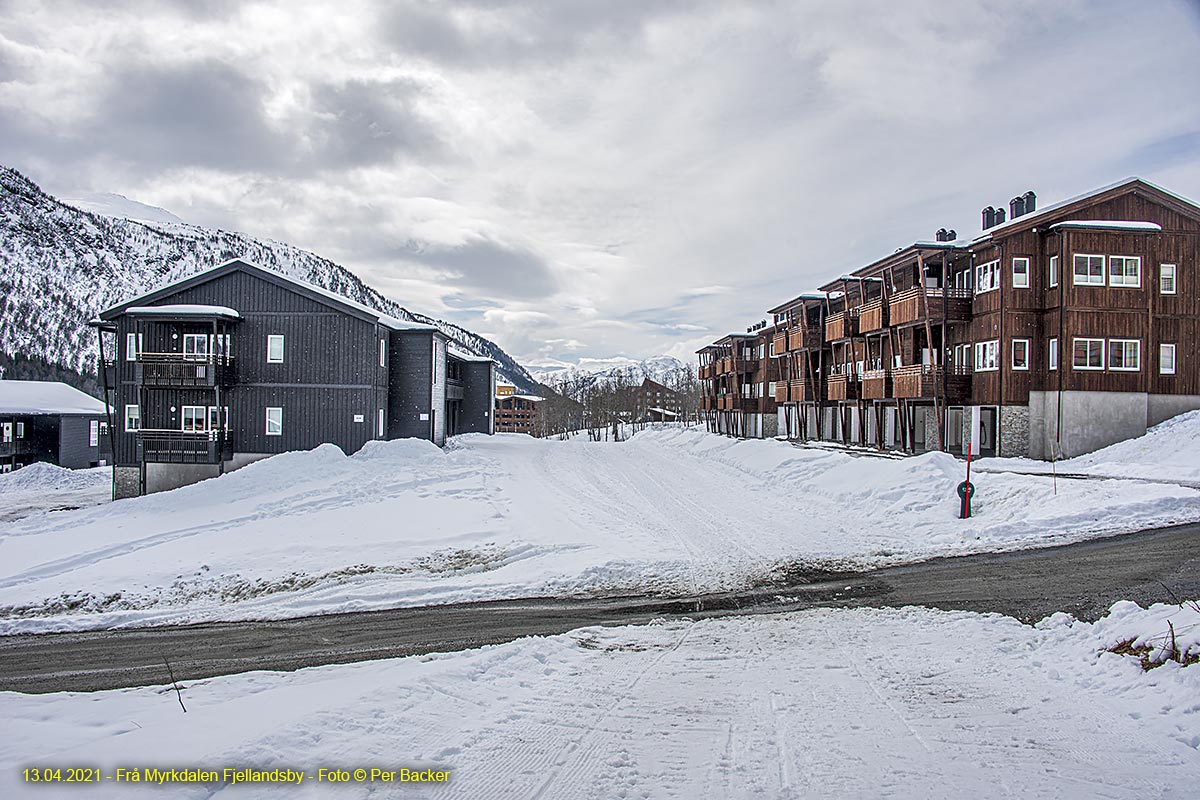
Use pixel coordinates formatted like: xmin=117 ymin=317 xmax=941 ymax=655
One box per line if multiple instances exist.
xmin=0 ymin=463 xmax=107 ymax=492
xmin=2 ymin=606 xmax=1198 ymax=798
xmin=2 ymin=431 xmax=1198 ymax=633
xmin=1042 ymin=599 xmax=1200 ymax=668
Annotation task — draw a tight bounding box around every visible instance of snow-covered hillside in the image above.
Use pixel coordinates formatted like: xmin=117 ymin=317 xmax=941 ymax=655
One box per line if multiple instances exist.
xmin=3 ymin=604 xmax=1197 ymax=798
xmin=1 ymin=426 xmax=1196 ymax=634
xmin=0 ymin=167 xmax=539 ymax=392
xmin=531 ymin=354 xmax=690 ymax=389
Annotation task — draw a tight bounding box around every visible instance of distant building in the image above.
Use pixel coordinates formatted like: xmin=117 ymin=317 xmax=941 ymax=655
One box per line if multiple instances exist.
xmin=633 ymin=378 xmax=682 ymax=422
xmin=0 ymin=380 xmax=110 ymax=472
xmin=495 ymin=393 xmax=544 ymax=436
xmin=496 ymin=383 xmax=517 ymax=397
xmin=93 ymin=258 xmax=495 ymax=498
xmin=698 ymin=326 xmax=782 ymax=439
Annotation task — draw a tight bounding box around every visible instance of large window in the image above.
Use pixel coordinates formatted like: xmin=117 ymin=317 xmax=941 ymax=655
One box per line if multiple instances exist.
xmin=1048 ymin=337 xmax=1058 ymax=371
xmin=1073 ymin=254 xmax=1105 ymax=286
xmin=181 ymin=405 xmax=207 ymax=432
xmin=1109 ymin=256 xmax=1141 ymax=288
xmin=124 ymin=404 xmax=141 ymax=432
xmin=1011 ymin=339 xmax=1030 ymax=370
xmin=1049 ymin=255 xmax=1059 ymax=288
xmin=125 ymin=332 xmax=143 ymax=362
xmin=974 ymin=340 xmax=999 ymax=372
xmin=1160 ymin=343 xmax=1176 ymax=375
xmin=267 ymin=335 xmax=285 ymax=363
xmin=266 ymin=407 xmax=283 ymax=436
xmin=1012 ymin=257 xmax=1030 ymax=289
xmin=1109 ymin=339 xmax=1140 ymax=371
xmin=1072 ymin=338 xmax=1105 ymax=370
xmin=1160 ymin=264 xmax=1177 ymax=295
xmin=183 ymin=334 xmax=209 ymax=361
xmin=975 ymin=260 xmax=1000 ymax=294
xmin=207 ymin=406 xmax=229 ymax=431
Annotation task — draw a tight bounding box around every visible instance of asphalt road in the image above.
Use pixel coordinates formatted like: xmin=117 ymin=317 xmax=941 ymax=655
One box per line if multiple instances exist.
xmin=1 ymin=522 xmax=1197 ymax=694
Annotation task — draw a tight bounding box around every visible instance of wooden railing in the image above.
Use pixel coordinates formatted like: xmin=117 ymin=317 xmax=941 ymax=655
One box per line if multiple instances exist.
xmin=787 ymin=326 xmax=822 ymax=351
xmin=772 ymin=331 xmax=788 ymax=355
xmin=136 ymin=429 xmax=231 ymax=464
xmin=858 ymin=299 xmax=887 ymax=333
xmin=824 ymin=312 xmax=857 ymax=341
xmin=887 ymin=287 xmax=972 ymax=326
xmin=891 ymin=364 xmax=971 ymax=401
xmin=136 ymin=353 xmax=235 ymax=387
xmin=774 ymin=381 xmax=788 ymax=403
xmin=789 ymin=378 xmax=816 ymax=403
xmin=860 ymin=369 xmax=890 ymax=399
xmin=826 ymin=373 xmax=858 ymax=400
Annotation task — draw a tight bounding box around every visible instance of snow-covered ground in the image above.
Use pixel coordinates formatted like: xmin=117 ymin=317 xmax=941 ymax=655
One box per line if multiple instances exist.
xmin=1 ymin=426 xmax=1198 ymax=633
xmin=3 ymin=603 xmax=1197 ymax=799
xmin=0 ymin=464 xmax=110 ymax=524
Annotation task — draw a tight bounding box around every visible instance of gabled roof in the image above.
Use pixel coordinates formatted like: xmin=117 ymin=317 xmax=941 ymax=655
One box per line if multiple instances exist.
xmin=0 ymin=381 xmax=108 ymax=416
xmin=99 ymin=259 xmax=438 ymax=332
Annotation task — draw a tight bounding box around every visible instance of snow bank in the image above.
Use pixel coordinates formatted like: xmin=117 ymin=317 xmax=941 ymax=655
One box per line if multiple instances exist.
xmin=0 ymin=462 xmax=107 ymax=492
xmin=3 ymin=606 xmax=1197 ymax=798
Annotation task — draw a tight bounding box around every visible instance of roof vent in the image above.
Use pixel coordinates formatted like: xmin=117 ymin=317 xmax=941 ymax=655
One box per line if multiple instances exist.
xmin=994 ymin=207 xmax=1006 ymax=225
xmin=1022 ymin=190 xmax=1036 ymax=213
xmin=982 ymin=206 xmax=996 ymax=230
xmin=1010 ymin=195 xmax=1026 ymax=219
xmin=935 ymin=227 xmax=950 ymax=242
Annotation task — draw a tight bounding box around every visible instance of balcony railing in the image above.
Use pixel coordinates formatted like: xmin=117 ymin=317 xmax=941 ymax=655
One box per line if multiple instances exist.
xmin=789 ymin=378 xmax=818 ymax=403
xmin=136 ymin=429 xmax=232 ymax=464
xmin=0 ymin=439 xmax=35 ymax=457
xmin=787 ymin=326 xmax=822 ymax=351
xmin=888 ymin=287 xmax=972 ymax=327
xmin=824 ymin=312 xmax=858 ymax=341
xmin=136 ymin=353 xmax=235 ymax=388
xmin=827 ymin=373 xmax=858 ymax=401
xmin=891 ymin=364 xmax=971 ymax=402
xmin=772 ymin=331 xmax=788 ymax=355
xmin=858 ymin=299 xmax=887 ymax=333
xmin=861 ymin=369 xmax=890 ymax=400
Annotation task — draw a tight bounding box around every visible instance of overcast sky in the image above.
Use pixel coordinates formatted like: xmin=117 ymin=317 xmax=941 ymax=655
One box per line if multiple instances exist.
xmin=2 ymin=0 xmax=1199 ymax=368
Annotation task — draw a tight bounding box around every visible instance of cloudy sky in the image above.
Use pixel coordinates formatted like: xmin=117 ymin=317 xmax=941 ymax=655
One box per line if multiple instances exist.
xmin=2 ymin=0 xmax=1199 ymax=369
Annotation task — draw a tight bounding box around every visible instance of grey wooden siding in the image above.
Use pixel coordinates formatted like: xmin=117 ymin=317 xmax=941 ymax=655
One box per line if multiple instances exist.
xmin=458 ymin=361 xmax=495 ymax=434
xmin=387 ymin=330 xmax=435 ymax=440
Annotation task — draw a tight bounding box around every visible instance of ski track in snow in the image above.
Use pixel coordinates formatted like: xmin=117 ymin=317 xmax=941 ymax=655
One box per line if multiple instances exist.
xmin=1 ymin=426 xmax=1198 ymax=633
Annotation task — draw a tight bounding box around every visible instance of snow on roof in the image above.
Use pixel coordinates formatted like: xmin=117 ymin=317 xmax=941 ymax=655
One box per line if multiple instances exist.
xmin=0 ymin=381 xmax=108 ymax=416
xmin=648 ymin=407 xmax=678 ymax=417
xmin=126 ymin=304 xmax=241 ymax=319
xmin=1048 ymin=220 xmax=1163 ymax=232
xmin=447 ymin=346 xmax=495 ymax=364
xmin=498 ymin=393 xmax=545 ymax=402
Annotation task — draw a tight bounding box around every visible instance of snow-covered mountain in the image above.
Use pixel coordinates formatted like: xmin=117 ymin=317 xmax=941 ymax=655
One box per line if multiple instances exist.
xmin=0 ymin=167 xmax=539 ymax=393
xmin=530 ymin=355 xmax=692 ymax=390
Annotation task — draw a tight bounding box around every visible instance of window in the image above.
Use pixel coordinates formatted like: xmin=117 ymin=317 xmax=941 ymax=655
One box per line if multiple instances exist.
xmin=1011 ymin=339 xmax=1030 ymax=370
xmin=1072 ymin=338 xmax=1105 ymax=370
xmin=213 ymin=334 xmax=232 ymax=358
xmin=1109 ymin=256 xmax=1141 ymax=288
xmin=1160 ymin=344 xmax=1176 ymax=375
xmin=267 ymin=335 xmax=285 ymax=363
xmin=182 ymin=333 xmax=210 ymax=361
xmin=1109 ymin=339 xmax=1140 ymax=371
xmin=207 ymin=406 xmax=229 ymax=431
xmin=1049 ymin=255 xmax=1059 ymax=288
xmin=181 ymin=405 xmax=207 ymax=432
xmin=975 ymin=260 xmax=1000 ymax=294
xmin=1049 ymin=338 xmax=1058 ymax=371
xmin=1012 ymin=257 xmax=1030 ymax=289
xmin=125 ymin=332 xmax=143 ymax=362
xmin=1073 ymin=254 xmax=1105 ymax=286
xmin=974 ymin=340 xmax=999 ymax=372
xmin=379 ymin=338 xmax=387 ymax=367
xmin=125 ymin=404 xmax=141 ymax=432
xmin=377 ymin=408 xmax=385 ymax=437
xmin=1160 ymin=264 xmax=1176 ymax=295
xmin=89 ymin=420 xmax=99 ymax=447
xmin=266 ymin=407 xmax=283 ymax=436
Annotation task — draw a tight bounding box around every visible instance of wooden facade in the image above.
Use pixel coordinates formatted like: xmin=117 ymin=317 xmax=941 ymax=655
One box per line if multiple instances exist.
xmin=697 ymin=326 xmax=782 ymax=438
xmin=707 ymin=178 xmax=1200 ymax=457
xmin=95 ymin=259 xmax=495 ymax=497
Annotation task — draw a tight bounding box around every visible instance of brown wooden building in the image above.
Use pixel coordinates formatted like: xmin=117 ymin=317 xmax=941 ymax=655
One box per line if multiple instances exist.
xmin=709 ymin=178 xmax=1200 ymax=457
xmin=698 ymin=323 xmax=782 ymax=438
xmin=494 ymin=393 xmax=544 ymax=436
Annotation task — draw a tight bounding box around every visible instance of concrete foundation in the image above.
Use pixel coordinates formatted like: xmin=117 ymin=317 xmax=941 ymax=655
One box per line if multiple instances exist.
xmin=1027 ymin=391 xmax=1200 ymax=460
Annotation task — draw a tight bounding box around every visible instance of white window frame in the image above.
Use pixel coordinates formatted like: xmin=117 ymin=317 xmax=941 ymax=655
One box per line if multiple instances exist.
xmin=1160 ymin=264 xmax=1176 ymax=295
xmin=1159 ymin=343 xmax=1176 ymax=375
xmin=1072 ymin=337 xmax=1105 ymax=371
xmin=15 ymin=421 xmax=25 ymax=438
xmin=1012 ymin=257 xmax=1030 ymax=289
xmin=1108 ymin=339 xmax=1140 ymax=372
xmin=974 ymin=340 xmax=999 ymax=372
xmin=1011 ymin=338 xmax=1030 ymax=370
xmin=182 ymin=333 xmax=210 ymax=361
xmin=379 ymin=338 xmax=387 ymax=367
xmin=265 ymin=407 xmax=283 ymax=436
xmin=125 ymin=332 xmax=143 ymax=362
xmin=1048 ymin=255 xmax=1059 ymax=289
xmin=207 ymin=406 xmax=229 ymax=431
xmin=377 ymin=408 xmax=385 ymax=437
xmin=1048 ymin=337 xmax=1058 ymax=371
xmin=89 ymin=420 xmax=99 ymax=447
xmin=1108 ymin=255 xmax=1141 ymax=288
xmin=266 ymin=335 xmax=285 ymax=363
xmin=181 ymin=405 xmax=207 ymax=432
xmin=975 ymin=260 xmax=1000 ymax=295
xmin=124 ymin=404 xmax=141 ymax=432
xmin=1073 ymin=254 xmax=1105 ymax=286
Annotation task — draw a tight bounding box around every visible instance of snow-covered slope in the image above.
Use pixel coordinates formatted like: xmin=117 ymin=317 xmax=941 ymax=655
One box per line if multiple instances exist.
xmin=531 ymin=354 xmax=690 ymax=390
xmin=0 ymin=167 xmax=539 ymax=392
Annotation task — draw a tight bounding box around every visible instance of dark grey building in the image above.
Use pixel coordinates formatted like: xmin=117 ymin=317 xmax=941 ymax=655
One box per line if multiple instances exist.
xmin=93 ymin=259 xmax=495 ymax=498
xmin=0 ymin=380 xmax=110 ymax=472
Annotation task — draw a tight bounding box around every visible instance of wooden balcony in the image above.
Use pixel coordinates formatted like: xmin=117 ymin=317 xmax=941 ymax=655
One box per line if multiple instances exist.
xmin=0 ymin=438 xmax=35 ymax=457
xmin=787 ymin=326 xmax=822 ymax=351
xmin=772 ymin=330 xmax=788 ymax=355
xmin=136 ymin=429 xmax=232 ymax=464
xmin=826 ymin=374 xmax=858 ymax=401
xmin=861 ymin=369 xmax=891 ymax=400
xmin=892 ymin=365 xmax=971 ymax=402
xmin=774 ymin=381 xmax=788 ymax=403
xmin=824 ymin=312 xmax=857 ymax=341
xmin=858 ymin=299 xmax=887 ymax=333
xmin=136 ymin=353 xmax=235 ymax=388
xmin=887 ymin=288 xmax=972 ymax=327
xmin=736 ymin=357 xmax=759 ymax=373
xmin=789 ymin=378 xmax=818 ymax=403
